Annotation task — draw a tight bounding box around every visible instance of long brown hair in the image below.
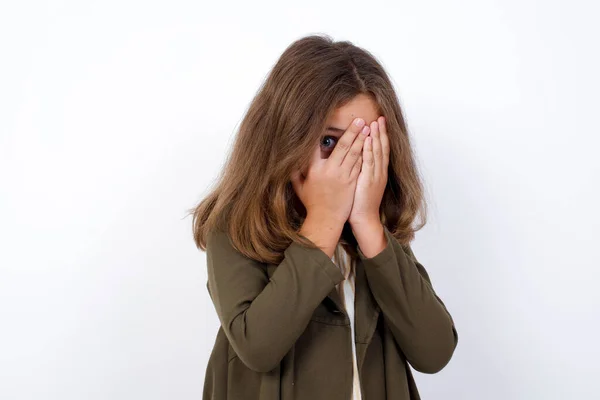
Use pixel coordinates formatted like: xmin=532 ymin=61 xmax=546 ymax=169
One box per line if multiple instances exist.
xmin=187 ymin=34 xmax=428 ymax=265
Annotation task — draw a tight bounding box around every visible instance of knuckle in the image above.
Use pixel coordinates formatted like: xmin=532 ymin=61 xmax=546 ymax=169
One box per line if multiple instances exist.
xmin=337 ymin=141 xmax=350 ymax=152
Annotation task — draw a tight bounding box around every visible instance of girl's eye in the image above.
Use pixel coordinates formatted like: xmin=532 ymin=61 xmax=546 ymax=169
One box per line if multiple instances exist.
xmin=320 ymin=135 xmax=338 ymax=151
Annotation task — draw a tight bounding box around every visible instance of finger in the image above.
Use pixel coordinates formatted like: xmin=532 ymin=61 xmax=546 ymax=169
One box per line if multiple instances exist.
xmin=328 ymin=118 xmax=367 ymax=166
xmin=378 ymin=116 xmax=390 ymax=170
xmin=350 ymin=154 xmax=362 ymax=180
xmin=363 ymin=136 xmax=374 ymax=176
xmin=370 ymin=120 xmax=382 ymax=180
xmin=341 ymin=124 xmax=369 ymax=173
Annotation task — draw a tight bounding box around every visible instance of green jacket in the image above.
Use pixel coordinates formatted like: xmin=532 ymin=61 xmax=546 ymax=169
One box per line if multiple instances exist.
xmin=203 ymin=224 xmax=458 ymax=399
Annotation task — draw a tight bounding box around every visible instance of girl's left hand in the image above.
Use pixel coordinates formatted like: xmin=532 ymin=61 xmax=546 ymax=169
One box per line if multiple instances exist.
xmin=348 ymin=116 xmax=390 ymax=227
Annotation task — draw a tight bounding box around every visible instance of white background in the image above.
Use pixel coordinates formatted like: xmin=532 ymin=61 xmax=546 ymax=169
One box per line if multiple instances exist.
xmin=1 ymin=1 xmax=599 ymax=399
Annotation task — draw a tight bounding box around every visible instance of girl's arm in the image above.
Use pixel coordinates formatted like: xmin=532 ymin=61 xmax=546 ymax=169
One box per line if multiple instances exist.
xmin=357 ymin=224 xmax=459 ymax=374
xmin=206 ymin=228 xmax=345 ymax=373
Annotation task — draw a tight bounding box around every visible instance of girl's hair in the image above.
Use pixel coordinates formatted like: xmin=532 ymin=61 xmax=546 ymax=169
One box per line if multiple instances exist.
xmin=187 ymin=34 xmax=428 ymax=265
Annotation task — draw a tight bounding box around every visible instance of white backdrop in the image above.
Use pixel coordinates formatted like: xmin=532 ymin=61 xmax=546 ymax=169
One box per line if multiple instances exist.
xmin=1 ymin=1 xmax=599 ymax=399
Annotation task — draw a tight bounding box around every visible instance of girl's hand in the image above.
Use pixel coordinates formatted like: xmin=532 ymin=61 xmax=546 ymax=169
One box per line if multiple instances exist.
xmin=291 ymin=118 xmax=370 ymax=226
xmin=348 ymin=116 xmax=390 ymax=227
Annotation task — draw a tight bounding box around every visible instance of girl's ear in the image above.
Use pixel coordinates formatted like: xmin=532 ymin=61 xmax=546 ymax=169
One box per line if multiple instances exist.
xmin=290 ymin=170 xmax=303 ymax=189
xmin=290 ymin=170 xmax=306 ymax=206
xmin=294 ymin=164 xmax=307 ymax=180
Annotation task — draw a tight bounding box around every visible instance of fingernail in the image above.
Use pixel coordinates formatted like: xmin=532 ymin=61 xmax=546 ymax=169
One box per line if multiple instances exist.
xmin=354 ymin=118 xmax=365 ymax=127
xmin=361 ymin=126 xmax=370 ymax=135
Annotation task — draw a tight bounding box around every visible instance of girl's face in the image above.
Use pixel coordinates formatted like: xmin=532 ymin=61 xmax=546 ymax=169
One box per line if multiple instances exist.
xmin=302 ymin=93 xmax=381 ymax=177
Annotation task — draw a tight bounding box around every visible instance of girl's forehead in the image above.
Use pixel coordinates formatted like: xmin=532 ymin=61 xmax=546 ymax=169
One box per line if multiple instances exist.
xmin=328 ymin=94 xmax=381 ymax=128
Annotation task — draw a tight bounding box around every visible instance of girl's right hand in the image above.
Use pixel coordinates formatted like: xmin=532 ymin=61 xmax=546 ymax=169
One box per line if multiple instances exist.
xmin=291 ymin=117 xmax=371 ymax=226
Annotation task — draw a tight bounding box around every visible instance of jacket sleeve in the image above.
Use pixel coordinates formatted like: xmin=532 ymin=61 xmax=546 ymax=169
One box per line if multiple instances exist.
xmin=205 ymin=229 xmax=345 ymax=372
xmin=357 ymin=224 xmax=459 ymax=374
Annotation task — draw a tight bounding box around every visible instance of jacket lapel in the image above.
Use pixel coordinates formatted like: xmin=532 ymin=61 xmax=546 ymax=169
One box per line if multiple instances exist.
xmin=354 ymin=257 xmax=381 ymax=371
xmin=267 ymin=255 xmax=381 ymax=371
xmin=322 ymin=285 xmax=346 ymax=316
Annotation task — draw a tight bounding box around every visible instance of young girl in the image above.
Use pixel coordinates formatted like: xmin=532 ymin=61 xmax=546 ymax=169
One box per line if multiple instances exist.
xmin=190 ymin=34 xmax=458 ymax=400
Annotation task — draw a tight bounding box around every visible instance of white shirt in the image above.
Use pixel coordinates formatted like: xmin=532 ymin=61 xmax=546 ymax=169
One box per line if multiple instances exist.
xmin=332 ymin=244 xmax=362 ymax=400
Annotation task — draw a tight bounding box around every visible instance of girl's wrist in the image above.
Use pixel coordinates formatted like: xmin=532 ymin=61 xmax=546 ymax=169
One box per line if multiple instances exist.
xmin=299 ymin=214 xmax=344 ymax=258
xmin=349 ymin=214 xmax=381 ymax=230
